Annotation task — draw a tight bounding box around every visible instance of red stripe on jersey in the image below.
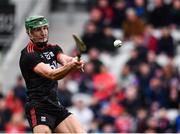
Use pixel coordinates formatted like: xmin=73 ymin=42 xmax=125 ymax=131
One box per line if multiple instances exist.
xmin=30 ymin=43 xmax=34 ymax=53
xmin=27 ymin=43 xmax=30 ymax=53
xmin=30 ymin=108 xmax=37 ymax=127
xmin=27 ymin=41 xmax=34 ymax=53
xmin=30 ymin=43 xmax=32 ymax=52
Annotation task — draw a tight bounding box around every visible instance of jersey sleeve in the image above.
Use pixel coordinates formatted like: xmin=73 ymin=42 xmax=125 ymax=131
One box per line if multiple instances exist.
xmin=22 ymin=52 xmax=42 ymax=70
xmin=53 ymin=44 xmax=63 ymax=55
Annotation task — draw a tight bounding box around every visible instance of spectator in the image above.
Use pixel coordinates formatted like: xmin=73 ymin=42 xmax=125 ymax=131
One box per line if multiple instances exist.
xmin=149 ymin=101 xmax=160 ymax=116
xmin=0 ymin=94 xmax=11 ymax=131
xmin=89 ymin=7 xmax=104 ymax=31
xmin=82 ymin=21 xmax=101 ymax=52
xmin=125 ymin=0 xmax=134 ymax=7
xmin=127 ymin=49 xmax=140 ymax=73
xmin=5 ymin=90 xmax=23 ymax=114
xmin=57 ymin=81 xmax=73 ymax=107
xmin=101 ymin=123 xmax=115 ymax=133
xmin=149 ymin=0 xmax=170 ymax=28
xmin=88 ymin=48 xmax=103 ymax=74
xmin=122 ymin=8 xmax=145 ymax=40
xmin=96 ymin=0 xmax=114 ymax=26
xmin=98 ymin=104 xmax=116 ymax=131
xmin=166 ymin=79 xmax=180 ymax=109
xmin=101 ymin=96 xmax=124 ymax=118
xmin=79 ymin=62 xmax=95 ymax=94
xmin=135 ymin=108 xmax=148 ymax=132
xmin=147 ymin=77 xmax=167 ymax=108
xmin=115 ymin=110 xmax=135 ymax=133
xmin=158 ymin=109 xmax=171 ymax=132
xmin=133 ymin=0 xmax=148 ymax=20
xmin=156 ymin=26 xmax=175 ymax=57
xmin=147 ymin=51 xmax=161 ymax=76
xmin=93 ymin=65 xmax=117 ymax=101
xmin=145 ymin=116 xmax=158 ymax=133
xmin=121 ymin=86 xmax=141 ymax=116
xmin=88 ymin=119 xmax=100 ymax=133
xmin=118 ymin=64 xmax=137 ymax=89
xmin=143 ymin=24 xmax=158 ymax=52
xmin=69 ymin=94 xmax=94 ymax=131
xmin=111 ymin=0 xmax=126 ymax=28
xmin=99 ymin=26 xmax=117 ymax=54
xmin=133 ymin=35 xmax=148 ymax=63
xmin=5 ymin=112 xmax=26 ymax=133
xmin=12 ymin=75 xmax=26 ymax=107
xmin=136 ymin=63 xmax=152 ymax=106
xmin=169 ymin=0 xmax=180 ymax=29
xmin=162 ymin=59 xmax=179 ymax=90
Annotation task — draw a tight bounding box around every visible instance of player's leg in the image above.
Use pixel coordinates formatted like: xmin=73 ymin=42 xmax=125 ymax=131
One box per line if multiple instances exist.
xmin=54 ymin=114 xmax=86 ymax=133
xmin=33 ymin=125 xmax=51 ymax=133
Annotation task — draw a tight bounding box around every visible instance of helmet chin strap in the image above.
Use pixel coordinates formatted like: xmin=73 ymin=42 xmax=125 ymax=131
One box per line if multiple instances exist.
xmin=35 ymin=41 xmax=48 ymax=48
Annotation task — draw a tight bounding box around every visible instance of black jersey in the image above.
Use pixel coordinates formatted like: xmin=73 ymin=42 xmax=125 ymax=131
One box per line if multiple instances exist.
xmin=19 ymin=41 xmax=63 ymax=102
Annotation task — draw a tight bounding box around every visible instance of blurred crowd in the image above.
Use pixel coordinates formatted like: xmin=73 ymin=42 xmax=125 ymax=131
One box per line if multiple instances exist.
xmin=0 ymin=0 xmax=180 ymax=133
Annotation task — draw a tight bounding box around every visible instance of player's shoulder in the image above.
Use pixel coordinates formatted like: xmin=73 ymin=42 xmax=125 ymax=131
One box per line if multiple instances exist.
xmin=20 ymin=46 xmax=28 ymax=56
xmin=21 ymin=41 xmax=34 ymax=54
xmin=20 ymin=44 xmax=38 ymax=60
xmin=21 ymin=46 xmax=33 ymax=56
xmin=47 ymin=43 xmax=63 ymax=52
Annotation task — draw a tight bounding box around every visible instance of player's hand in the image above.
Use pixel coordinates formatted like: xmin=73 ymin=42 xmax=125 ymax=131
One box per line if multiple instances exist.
xmin=71 ymin=57 xmax=84 ymax=71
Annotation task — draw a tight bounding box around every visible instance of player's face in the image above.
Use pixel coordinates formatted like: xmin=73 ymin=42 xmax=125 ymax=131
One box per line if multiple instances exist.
xmin=29 ymin=25 xmax=48 ymax=43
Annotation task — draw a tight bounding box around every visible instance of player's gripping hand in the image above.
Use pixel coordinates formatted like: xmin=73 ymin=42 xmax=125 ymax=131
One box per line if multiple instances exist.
xmin=72 ymin=57 xmax=85 ymax=71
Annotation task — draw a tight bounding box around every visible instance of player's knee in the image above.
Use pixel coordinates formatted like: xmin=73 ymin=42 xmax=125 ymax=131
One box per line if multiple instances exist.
xmin=33 ymin=125 xmax=51 ymax=133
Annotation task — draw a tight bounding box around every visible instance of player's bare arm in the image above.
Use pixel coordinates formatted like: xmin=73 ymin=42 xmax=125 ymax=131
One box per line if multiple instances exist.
xmin=57 ymin=53 xmax=85 ymax=70
xmin=56 ymin=53 xmax=73 ymax=65
xmin=33 ymin=59 xmax=82 ymax=80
